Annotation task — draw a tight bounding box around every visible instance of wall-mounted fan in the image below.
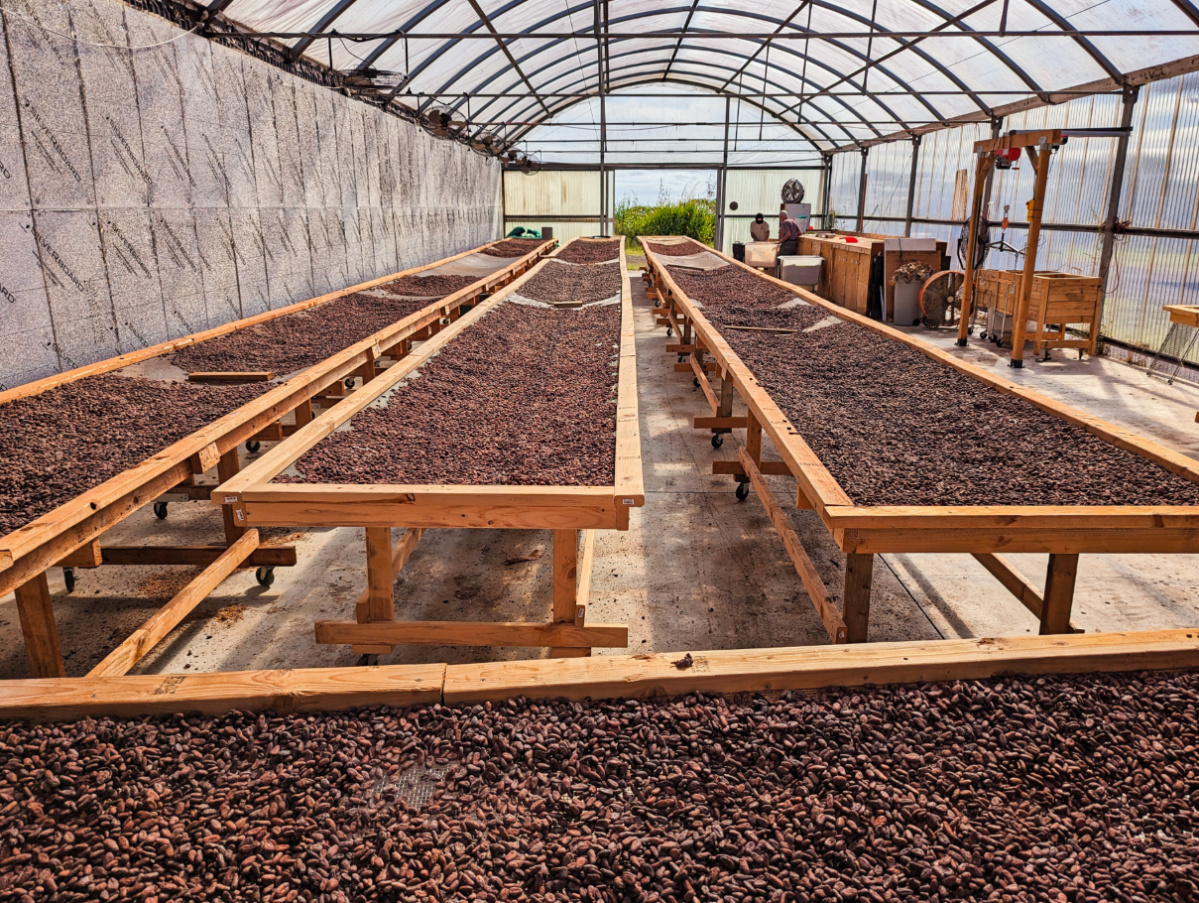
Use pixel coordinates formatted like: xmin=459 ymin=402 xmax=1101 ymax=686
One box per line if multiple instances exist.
xmin=782 ymin=179 xmax=805 ymax=204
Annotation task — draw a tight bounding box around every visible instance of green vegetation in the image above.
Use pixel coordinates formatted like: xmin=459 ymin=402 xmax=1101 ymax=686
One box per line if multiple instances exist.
xmin=615 ymin=179 xmax=716 ymax=256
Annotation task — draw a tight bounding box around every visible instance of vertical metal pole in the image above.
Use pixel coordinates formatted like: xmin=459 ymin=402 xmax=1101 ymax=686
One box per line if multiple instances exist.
xmin=983 ymin=116 xmax=1002 ymax=217
xmin=600 ymin=92 xmax=607 ymax=235
xmin=903 ymin=134 xmax=921 ymax=237
xmin=821 ymin=152 xmax=833 ymax=228
xmin=957 ymin=151 xmax=995 ymax=347
xmin=1097 ymin=85 xmax=1139 ymax=328
xmin=855 ymin=147 xmax=869 ymax=232
xmin=716 ymin=96 xmax=731 ymax=250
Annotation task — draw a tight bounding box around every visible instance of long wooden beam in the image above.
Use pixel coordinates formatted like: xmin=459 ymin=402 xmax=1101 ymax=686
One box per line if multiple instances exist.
xmin=3 ymin=630 xmax=1197 ymax=722
xmin=314 ymin=620 xmax=629 ymax=649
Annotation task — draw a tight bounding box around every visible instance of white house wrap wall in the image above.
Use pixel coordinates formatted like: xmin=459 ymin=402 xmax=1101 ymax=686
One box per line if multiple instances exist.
xmin=0 ymin=0 xmax=502 ymax=390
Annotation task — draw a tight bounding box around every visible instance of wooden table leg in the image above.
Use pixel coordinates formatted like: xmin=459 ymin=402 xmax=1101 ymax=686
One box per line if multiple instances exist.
xmin=550 ymin=529 xmax=586 ymax=658
xmin=843 ymin=553 xmax=874 ymax=643
xmin=1040 ymin=553 xmax=1080 ymax=635
xmin=217 ymin=448 xmax=244 ymax=544
xmin=14 ymin=572 xmax=65 ymax=678
xmin=365 ymin=527 xmax=395 ymax=623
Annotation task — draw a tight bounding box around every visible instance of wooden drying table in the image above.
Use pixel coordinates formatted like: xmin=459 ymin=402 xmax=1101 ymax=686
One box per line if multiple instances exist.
xmin=0 ymin=239 xmax=554 ymax=679
xmin=643 ymin=236 xmax=1199 ymax=645
xmin=214 ymin=237 xmax=643 ymax=660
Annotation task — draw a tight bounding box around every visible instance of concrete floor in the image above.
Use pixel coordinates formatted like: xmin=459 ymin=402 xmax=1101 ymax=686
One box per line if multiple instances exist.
xmin=3 ymin=278 xmax=1199 ymax=678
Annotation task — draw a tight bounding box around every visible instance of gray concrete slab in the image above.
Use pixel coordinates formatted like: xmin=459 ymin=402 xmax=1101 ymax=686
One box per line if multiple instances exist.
xmin=3 ymin=272 xmax=1199 ymax=679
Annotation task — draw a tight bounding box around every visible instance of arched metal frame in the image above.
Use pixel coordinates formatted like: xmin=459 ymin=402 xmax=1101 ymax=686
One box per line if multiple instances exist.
xmin=214 ymin=0 xmax=1199 ymax=153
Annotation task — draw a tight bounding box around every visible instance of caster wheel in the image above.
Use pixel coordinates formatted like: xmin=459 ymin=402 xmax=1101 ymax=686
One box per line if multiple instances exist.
xmin=677 ymin=354 xmax=686 ymax=364
xmin=711 ymin=433 xmax=724 ymax=449
xmin=666 ymin=328 xmax=673 ymax=338
xmin=63 ymin=566 xmax=76 ymax=594
xmin=735 ymin=481 xmax=750 ymax=502
xmin=255 ymin=566 xmax=276 ymax=588
xmin=356 ymin=654 xmax=379 ymax=667
xmin=153 ymin=501 xmax=168 ymax=519
xmin=344 ymin=377 xmax=355 ymax=390
xmin=693 ymin=377 xmax=700 ymax=388
xmin=967 ymin=327 xmax=974 ymax=336
xmin=245 ymin=440 xmax=261 ymax=454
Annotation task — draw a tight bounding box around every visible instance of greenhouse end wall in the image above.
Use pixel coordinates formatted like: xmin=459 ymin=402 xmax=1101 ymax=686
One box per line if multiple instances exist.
xmin=0 ymin=0 xmax=502 ymax=390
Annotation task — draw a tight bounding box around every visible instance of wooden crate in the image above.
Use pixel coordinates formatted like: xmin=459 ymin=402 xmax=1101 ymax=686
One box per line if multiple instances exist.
xmin=978 ymin=270 xmax=1101 ymax=355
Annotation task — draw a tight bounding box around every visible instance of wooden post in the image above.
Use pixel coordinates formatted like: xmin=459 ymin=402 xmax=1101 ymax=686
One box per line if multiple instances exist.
xmin=745 ymin=411 xmax=762 ymax=464
xmin=1010 ymin=144 xmax=1051 ymax=368
xmin=550 ymin=529 xmax=585 ymax=658
xmin=14 ymin=572 xmax=65 ymax=678
xmin=1040 ymin=553 xmax=1079 ymax=635
xmin=956 ymin=152 xmax=995 ymax=346
xmin=842 ymin=553 xmax=874 ymax=643
xmin=365 ymin=527 xmax=395 ymax=622
xmin=294 ymin=398 xmax=313 ymax=427
xmin=217 ymin=449 xmax=244 ymax=544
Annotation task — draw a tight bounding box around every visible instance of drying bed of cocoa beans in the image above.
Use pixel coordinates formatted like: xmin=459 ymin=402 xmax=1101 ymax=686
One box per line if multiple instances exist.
xmin=169 ymin=291 xmax=452 ymax=376
xmin=666 ymin=264 xmax=798 ymax=311
xmin=0 ymin=375 xmax=270 ymax=537
xmin=700 ymin=302 xmax=1199 ymax=507
xmin=480 ymin=238 xmax=547 ymax=258
xmin=554 ymin=239 xmax=622 ymax=264
xmin=3 ymin=669 xmax=1198 ymax=902
xmin=518 ymin=260 xmax=623 ymax=305
xmin=290 ymin=299 xmax=620 ymax=486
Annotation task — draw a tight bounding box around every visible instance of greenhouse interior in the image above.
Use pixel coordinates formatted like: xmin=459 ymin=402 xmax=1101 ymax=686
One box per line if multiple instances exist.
xmin=3 ymin=1 xmax=1199 ymax=899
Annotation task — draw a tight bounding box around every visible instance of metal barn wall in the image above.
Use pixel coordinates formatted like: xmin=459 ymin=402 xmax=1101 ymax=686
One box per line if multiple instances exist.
xmin=0 ymin=0 xmax=502 ymax=390
xmin=503 ymin=170 xmax=608 ymax=241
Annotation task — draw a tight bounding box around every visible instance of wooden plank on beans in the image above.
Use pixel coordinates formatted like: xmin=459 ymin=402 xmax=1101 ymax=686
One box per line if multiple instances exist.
xmin=187 ymin=372 xmax=274 ymax=383
xmin=443 ymin=629 xmax=1199 ymax=704
xmin=0 ymin=664 xmax=447 ymax=722
xmin=315 ymin=619 xmax=629 ymax=649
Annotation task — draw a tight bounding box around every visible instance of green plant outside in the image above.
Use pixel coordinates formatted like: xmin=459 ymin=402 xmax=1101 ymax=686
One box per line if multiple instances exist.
xmin=616 ymin=198 xmax=716 ymax=257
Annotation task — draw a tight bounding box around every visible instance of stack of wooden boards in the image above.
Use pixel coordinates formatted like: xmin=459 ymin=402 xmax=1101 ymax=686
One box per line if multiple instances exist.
xmin=642 ymin=235 xmax=1199 ymax=646
xmin=214 ymin=237 xmax=643 ymax=660
xmin=0 ymin=238 xmax=554 ymax=679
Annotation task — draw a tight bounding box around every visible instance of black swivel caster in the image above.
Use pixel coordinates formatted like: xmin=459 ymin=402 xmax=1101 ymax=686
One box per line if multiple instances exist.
xmin=693 ymin=377 xmax=700 ymax=388
xmin=666 ymin=327 xmax=673 ymax=338
xmin=255 ymin=566 xmax=276 ymax=588
xmin=711 ymin=433 xmax=724 ymax=449
xmin=735 ymin=481 xmax=750 ymax=501
xmin=63 ymin=566 xmax=76 ymax=594
xmin=153 ymin=501 xmax=169 ymax=519
xmin=344 ymin=377 xmax=356 ymax=390
xmin=245 ymin=440 xmax=261 ymax=454
xmin=677 ymin=354 xmax=686 ymax=364
xmin=356 ymin=654 xmax=380 ymax=667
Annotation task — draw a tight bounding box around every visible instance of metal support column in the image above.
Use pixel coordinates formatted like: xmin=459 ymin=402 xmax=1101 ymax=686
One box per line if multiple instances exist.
xmin=855 ymin=148 xmax=869 ymax=232
xmin=1097 ymin=85 xmax=1140 ymax=328
xmin=821 ymin=153 xmax=833 ymax=228
xmin=715 ymin=96 xmax=731 ymax=250
xmin=903 ymin=135 xmax=921 ymax=237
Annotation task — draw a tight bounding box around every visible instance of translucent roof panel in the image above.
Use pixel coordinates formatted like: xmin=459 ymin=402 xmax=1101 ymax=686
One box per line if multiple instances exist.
xmin=214 ymin=0 xmax=1199 ymax=157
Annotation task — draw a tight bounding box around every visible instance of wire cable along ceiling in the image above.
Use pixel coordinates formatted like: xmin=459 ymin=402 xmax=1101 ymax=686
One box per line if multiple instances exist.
xmin=205 ymin=0 xmax=1199 ymax=163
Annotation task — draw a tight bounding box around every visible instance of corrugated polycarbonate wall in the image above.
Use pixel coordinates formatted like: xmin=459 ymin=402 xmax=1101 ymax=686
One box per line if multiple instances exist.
xmin=823 ymin=75 xmax=1199 ymax=362
xmin=0 ymin=0 xmax=502 ymax=390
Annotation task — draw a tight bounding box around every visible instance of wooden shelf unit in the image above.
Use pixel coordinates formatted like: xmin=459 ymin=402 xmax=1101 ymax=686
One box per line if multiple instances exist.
xmin=975 ymin=269 xmax=1102 ymax=357
xmin=642 ymin=235 xmax=1199 ymax=645
xmin=0 ymin=239 xmax=555 ymax=680
xmin=213 ymin=237 xmax=644 ymax=660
